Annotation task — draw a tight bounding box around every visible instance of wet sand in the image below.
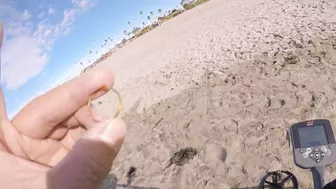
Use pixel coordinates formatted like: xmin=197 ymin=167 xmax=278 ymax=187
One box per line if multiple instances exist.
xmin=94 ymin=0 xmax=336 ymax=188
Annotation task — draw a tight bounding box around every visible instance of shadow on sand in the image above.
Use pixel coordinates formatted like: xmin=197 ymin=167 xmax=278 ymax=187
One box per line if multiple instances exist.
xmin=101 ymin=167 xmax=159 ymax=189
xmin=101 ymin=174 xmax=159 ymax=189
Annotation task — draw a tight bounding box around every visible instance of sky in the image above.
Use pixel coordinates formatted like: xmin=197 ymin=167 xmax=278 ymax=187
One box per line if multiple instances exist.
xmin=0 ymin=0 xmax=182 ymax=118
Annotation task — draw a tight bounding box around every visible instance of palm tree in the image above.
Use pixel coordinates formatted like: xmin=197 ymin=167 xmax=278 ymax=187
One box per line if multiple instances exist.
xmin=149 ymin=12 xmax=155 ymax=23
xmin=140 ymin=11 xmax=143 ymax=15
xmin=104 ymin=39 xmax=109 ymax=50
xmin=77 ymin=61 xmax=84 ymax=69
xmin=123 ymin=30 xmax=129 ymax=39
xmin=128 ymin=21 xmax=131 ymax=25
xmin=104 ymin=39 xmax=109 ymax=52
xmin=89 ymin=50 xmax=99 ymax=61
xmin=132 ymin=27 xmax=141 ymax=35
xmin=158 ymin=9 xmax=162 ymax=15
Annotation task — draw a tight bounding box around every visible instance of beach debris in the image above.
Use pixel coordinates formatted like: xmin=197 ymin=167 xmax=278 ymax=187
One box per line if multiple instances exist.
xmin=204 ymin=180 xmax=209 ymax=186
xmin=289 ymin=39 xmax=304 ymax=48
xmin=273 ymin=47 xmax=280 ymax=57
xmin=164 ymin=147 xmax=198 ymax=170
xmin=273 ymin=33 xmax=284 ymax=39
xmin=286 ymin=130 xmax=291 ymax=148
xmin=152 ymin=118 xmax=164 ymax=129
xmin=126 ymin=166 xmax=136 ymax=185
xmin=280 ymin=99 xmax=286 ymax=106
xmin=184 ymin=121 xmax=191 ymax=128
xmin=242 ymin=166 xmax=248 ymax=175
xmin=127 ymin=166 xmax=136 ymax=178
xmin=251 ymin=122 xmax=264 ymax=131
xmin=284 ymin=53 xmax=299 ymax=64
xmin=266 ymin=97 xmax=272 ymax=107
xmin=310 ymin=92 xmax=316 ymax=102
xmin=291 ymin=82 xmax=297 ymax=88
xmin=98 ymin=101 xmax=102 ymax=105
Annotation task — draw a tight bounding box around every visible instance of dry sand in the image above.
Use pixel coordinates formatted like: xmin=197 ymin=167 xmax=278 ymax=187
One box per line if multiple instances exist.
xmin=93 ymin=0 xmax=336 ymax=188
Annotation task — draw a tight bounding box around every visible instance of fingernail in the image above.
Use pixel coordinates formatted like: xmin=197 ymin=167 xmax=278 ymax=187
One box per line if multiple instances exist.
xmin=101 ymin=119 xmax=127 ymax=151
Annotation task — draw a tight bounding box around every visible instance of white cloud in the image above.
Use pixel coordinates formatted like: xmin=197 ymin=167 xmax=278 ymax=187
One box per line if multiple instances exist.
xmin=1 ymin=0 xmax=99 ymax=91
xmin=2 ymin=35 xmax=49 ymax=89
xmin=61 ymin=9 xmax=78 ymax=29
xmin=72 ymin=0 xmax=98 ymax=10
xmin=22 ymin=10 xmax=31 ymax=20
xmin=38 ymin=12 xmax=45 ymax=19
xmin=6 ymin=22 xmax=31 ymax=37
xmin=48 ymin=8 xmax=55 ymax=15
xmin=58 ymin=0 xmax=98 ymax=35
xmin=43 ymin=29 xmax=51 ymax=37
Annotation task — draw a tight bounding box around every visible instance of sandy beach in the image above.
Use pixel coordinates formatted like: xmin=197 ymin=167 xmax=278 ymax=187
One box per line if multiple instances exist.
xmin=93 ymin=0 xmax=336 ymax=188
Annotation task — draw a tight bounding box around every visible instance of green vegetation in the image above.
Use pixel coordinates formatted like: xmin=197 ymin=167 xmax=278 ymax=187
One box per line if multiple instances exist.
xmin=158 ymin=9 xmax=184 ymax=22
xmin=183 ymin=0 xmax=210 ymax=10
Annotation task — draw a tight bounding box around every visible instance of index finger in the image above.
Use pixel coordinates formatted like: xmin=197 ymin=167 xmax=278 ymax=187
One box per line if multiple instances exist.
xmin=12 ymin=69 xmax=114 ymax=139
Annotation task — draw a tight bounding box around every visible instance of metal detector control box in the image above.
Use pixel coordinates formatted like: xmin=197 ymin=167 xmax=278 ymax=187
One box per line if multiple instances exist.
xmin=290 ymin=119 xmax=336 ymax=168
xmin=290 ymin=119 xmax=336 ymax=189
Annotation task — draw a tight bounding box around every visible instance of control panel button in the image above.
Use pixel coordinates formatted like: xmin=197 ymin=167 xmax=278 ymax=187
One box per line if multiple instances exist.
xmin=314 ymin=147 xmax=319 ymax=152
xmin=321 ymin=153 xmax=326 ymax=157
xmin=315 ymin=153 xmax=320 ymax=157
xmin=316 ymin=159 xmax=321 ymax=164
xmin=321 ymin=146 xmax=327 ymax=152
xmin=310 ymin=153 xmax=314 ymax=158
xmin=303 ymin=153 xmax=308 ymax=158
xmin=327 ymin=150 xmax=331 ymax=156
xmin=307 ymin=148 xmax=312 ymax=153
xmin=299 ymin=149 xmax=305 ymax=153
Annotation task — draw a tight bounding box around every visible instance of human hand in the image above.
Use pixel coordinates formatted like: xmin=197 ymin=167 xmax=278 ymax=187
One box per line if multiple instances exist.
xmin=0 ymin=21 xmax=127 ymax=189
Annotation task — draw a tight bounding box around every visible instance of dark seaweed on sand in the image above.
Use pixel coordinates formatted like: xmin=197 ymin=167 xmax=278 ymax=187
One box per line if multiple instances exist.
xmin=164 ymin=147 xmax=198 ymax=170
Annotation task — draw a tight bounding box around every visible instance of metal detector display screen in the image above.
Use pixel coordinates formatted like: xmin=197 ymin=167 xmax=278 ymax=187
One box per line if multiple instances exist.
xmin=298 ymin=125 xmax=328 ymax=148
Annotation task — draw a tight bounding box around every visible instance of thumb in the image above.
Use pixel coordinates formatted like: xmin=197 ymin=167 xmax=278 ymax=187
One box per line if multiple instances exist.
xmin=48 ymin=119 xmax=127 ymax=189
